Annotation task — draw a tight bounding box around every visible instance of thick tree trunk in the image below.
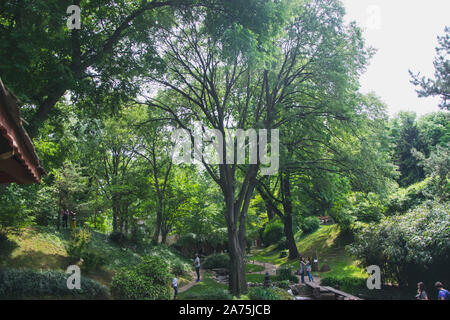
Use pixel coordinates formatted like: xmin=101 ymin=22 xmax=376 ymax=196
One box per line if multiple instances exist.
xmin=281 ymin=173 xmax=299 ymax=260
xmin=266 ymin=202 xmax=275 ymax=221
xmin=112 ymin=195 xmax=119 ymax=232
xmin=226 ymin=222 xmax=247 ymax=296
xmin=224 ymin=193 xmax=247 ymax=296
xmin=161 ymin=229 xmax=168 ymax=244
xmin=152 ymin=207 xmax=162 ymax=244
xmin=283 ymin=213 xmax=299 ymax=260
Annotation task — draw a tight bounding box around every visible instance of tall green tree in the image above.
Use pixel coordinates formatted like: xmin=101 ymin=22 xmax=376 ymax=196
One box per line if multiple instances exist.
xmin=410 ymin=26 xmax=449 ymax=110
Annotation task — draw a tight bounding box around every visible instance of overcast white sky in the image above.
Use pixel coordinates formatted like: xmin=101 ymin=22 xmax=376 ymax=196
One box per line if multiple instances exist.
xmin=340 ymin=0 xmax=449 ymax=117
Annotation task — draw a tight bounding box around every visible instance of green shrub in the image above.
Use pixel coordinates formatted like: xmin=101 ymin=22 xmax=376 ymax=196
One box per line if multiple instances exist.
xmin=183 ymin=288 xmax=232 ymax=300
xmin=320 ymin=276 xmax=366 ymax=294
xmin=248 ymin=287 xmax=280 ymax=300
xmin=171 ymin=261 xmax=189 ymax=276
xmin=0 ymin=268 xmax=108 ymax=299
xmin=134 ymin=255 xmax=172 ymax=285
xmin=275 ymin=280 xmax=290 ymax=289
xmin=111 ymin=269 xmax=171 ymax=300
xmin=111 ymin=255 xmax=172 ymax=300
xmin=301 ymin=217 xmax=320 ymax=234
xmin=349 ymin=201 xmax=450 ymax=287
xmin=66 ymin=227 xmax=91 ymax=261
xmin=274 ymin=288 xmax=294 ymax=300
xmin=81 ymin=250 xmax=107 ymax=271
xmin=385 ymin=179 xmax=433 ymax=216
xmin=276 ymin=266 xmax=299 ymax=283
xmin=203 ymin=253 xmax=230 ymax=270
xmin=262 ymin=221 xmax=284 ymax=246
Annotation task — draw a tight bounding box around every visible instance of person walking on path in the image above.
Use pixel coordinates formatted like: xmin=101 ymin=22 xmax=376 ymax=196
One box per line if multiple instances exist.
xmin=194 ymin=253 xmax=201 ymax=282
xmin=435 ymin=282 xmax=450 ymax=300
xmin=306 ymin=257 xmax=314 ymax=282
xmin=172 ymin=274 xmax=179 ymax=300
xmin=299 ymin=256 xmax=306 ymax=284
xmin=416 ymin=282 xmax=428 ymax=300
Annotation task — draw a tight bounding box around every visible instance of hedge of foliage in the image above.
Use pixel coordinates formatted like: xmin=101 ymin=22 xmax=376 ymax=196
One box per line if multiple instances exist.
xmin=320 ymin=276 xmax=366 ymax=295
xmin=385 ymin=178 xmax=434 ymax=216
xmin=262 ymin=221 xmax=284 ymax=246
xmin=349 ymin=201 xmax=449 ymax=287
xmin=202 ymin=253 xmax=230 ymax=270
xmin=301 ymin=216 xmax=320 ymax=234
xmin=247 ymin=287 xmax=292 ymax=300
xmin=111 ymin=255 xmax=172 ymax=300
xmin=276 ymin=266 xmax=299 ymax=283
xmin=66 ymin=227 xmax=107 ymax=271
xmin=0 ymin=268 xmax=108 ymax=299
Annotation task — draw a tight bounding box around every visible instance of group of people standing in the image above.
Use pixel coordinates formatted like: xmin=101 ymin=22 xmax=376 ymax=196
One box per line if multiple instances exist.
xmin=416 ymin=281 xmax=449 ymax=300
xmin=60 ymin=209 xmax=77 ymax=230
xmin=299 ymin=256 xmax=314 ymax=283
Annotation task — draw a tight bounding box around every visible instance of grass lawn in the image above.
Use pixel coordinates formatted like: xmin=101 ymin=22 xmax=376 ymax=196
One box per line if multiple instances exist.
xmin=178 ymin=272 xmax=227 ymax=300
xmin=245 ymin=263 xmax=265 ymax=273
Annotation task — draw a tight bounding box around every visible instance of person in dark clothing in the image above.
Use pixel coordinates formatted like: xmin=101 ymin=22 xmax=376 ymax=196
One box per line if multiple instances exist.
xmin=62 ymin=209 xmax=69 ymax=229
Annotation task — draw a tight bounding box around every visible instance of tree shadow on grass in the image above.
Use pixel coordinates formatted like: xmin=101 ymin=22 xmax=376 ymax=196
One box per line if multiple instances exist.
xmin=1 ymin=250 xmax=71 ymax=271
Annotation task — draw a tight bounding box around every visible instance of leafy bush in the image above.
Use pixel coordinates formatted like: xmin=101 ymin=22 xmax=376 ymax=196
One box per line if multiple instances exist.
xmin=385 ymin=179 xmax=433 ymax=216
xmin=349 ymin=201 xmax=450 ymax=287
xmin=111 ymin=255 xmax=172 ymax=300
xmin=171 ymin=261 xmax=189 ymax=276
xmin=276 ymin=266 xmax=299 ymax=283
xmin=0 ymin=268 xmax=108 ymax=299
xmin=262 ymin=221 xmax=284 ymax=246
xmin=183 ymin=288 xmax=232 ymax=300
xmin=350 ymin=193 xmax=385 ymax=223
xmin=321 ymin=276 xmax=366 ymax=294
xmin=0 ymin=185 xmax=33 ymax=232
xmin=301 ymin=216 xmax=320 ymax=234
xmin=203 ymin=253 xmax=230 ymax=270
xmin=81 ymin=250 xmax=107 ymax=271
xmin=66 ymin=228 xmax=91 ymax=261
xmin=135 ymin=255 xmax=172 ymax=284
xmin=143 ymin=245 xmax=192 ymax=276
xmin=275 ymin=280 xmax=290 ymax=289
xmin=248 ymin=287 xmax=280 ymax=300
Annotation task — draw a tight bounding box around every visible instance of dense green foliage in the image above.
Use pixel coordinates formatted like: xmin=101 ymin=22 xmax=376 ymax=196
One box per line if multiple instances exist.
xmin=0 ymin=269 xmax=108 ymax=299
xmin=248 ymin=287 xmax=280 ymax=300
xmin=202 ymin=254 xmax=231 ymax=270
xmin=262 ymin=222 xmax=284 ymax=247
xmin=320 ymin=276 xmax=366 ymax=295
xmin=349 ymin=201 xmax=450 ymax=287
xmin=276 ymin=266 xmax=298 ymax=283
xmin=111 ymin=255 xmax=172 ymax=300
xmin=301 ymin=217 xmax=321 ymax=234
xmin=0 ymin=0 xmax=448 ymax=299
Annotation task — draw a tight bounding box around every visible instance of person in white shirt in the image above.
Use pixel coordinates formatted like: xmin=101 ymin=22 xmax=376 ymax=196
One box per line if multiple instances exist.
xmin=194 ymin=253 xmax=201 ymax=282
xmin=172 ymin=274 xmax=178 ymax=300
